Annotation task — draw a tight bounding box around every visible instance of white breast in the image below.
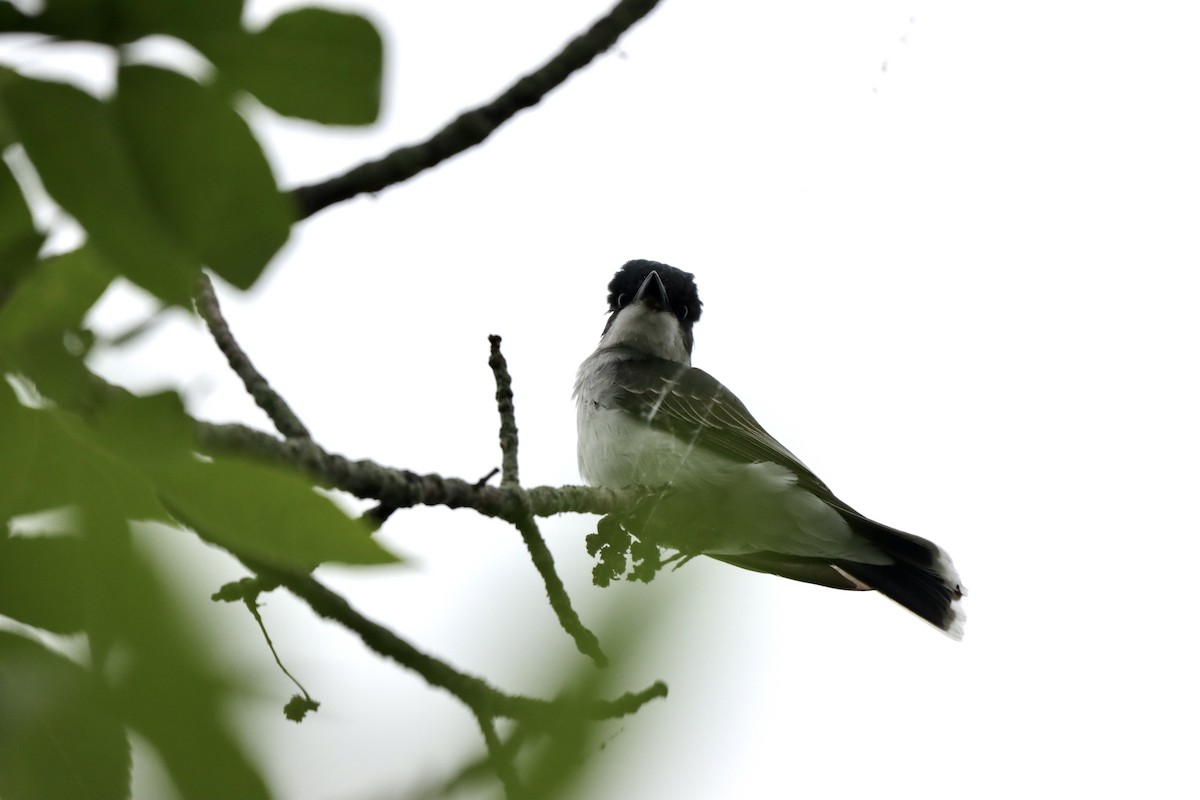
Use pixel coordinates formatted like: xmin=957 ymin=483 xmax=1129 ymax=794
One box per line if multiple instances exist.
xmin=575 ymin=398 xmax=886 ymax=563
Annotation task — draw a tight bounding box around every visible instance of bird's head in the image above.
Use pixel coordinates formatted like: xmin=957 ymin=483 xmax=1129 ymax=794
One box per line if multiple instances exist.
xmin=599 ymin=259 xmax=703 ymax=363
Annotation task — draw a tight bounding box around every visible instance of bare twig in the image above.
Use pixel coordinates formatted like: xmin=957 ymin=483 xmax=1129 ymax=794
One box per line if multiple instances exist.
xmin=194 ymin=272 xmax=311 ymax=440
xmin=243 ymin=597 xmax=319 ymax=721
xmin=289 ymin=0 xmax=663 ymax=219
xmin=515 ymin=514 xmax=608 ymax=666
xmin=488 ymin=335 xmax=607 ymax=667
xmin=488 ymin=335 xmax=520 ymax=488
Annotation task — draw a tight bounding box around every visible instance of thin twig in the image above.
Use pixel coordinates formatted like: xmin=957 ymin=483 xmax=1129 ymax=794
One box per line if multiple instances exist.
xmin=488 ymin=335 xmax=520 ymax=488
xmin=514 ymin=514 xmax=607 ymax=667
xmin=244 ymin=598 xmax=317 ymax=708
xmin=194 ymin=272 xmax=311 ymax=440
xmin=474 ymin=467 xmax=501 ymax=488
xmin=488 ymin=334 xmax=605 ymax=664
xmin=289 ymin=0 xmax=663 ymax=219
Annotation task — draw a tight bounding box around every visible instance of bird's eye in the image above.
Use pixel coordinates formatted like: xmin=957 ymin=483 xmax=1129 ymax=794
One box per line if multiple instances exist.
xmin=616 ymin=293 xmax=626 ymax=308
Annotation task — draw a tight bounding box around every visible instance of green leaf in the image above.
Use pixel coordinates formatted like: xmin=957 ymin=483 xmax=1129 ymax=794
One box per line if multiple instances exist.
xmin=159 ymin=456 xmax=397 ymax=569
xmin=0 ymin=247 xmax=114 ymax=405
xmin=3 ymin=0 xmax=111 ymax=42
xmin=0 ymin=247 xmax=113 ymax=348
xmin=0 ymin=383 xmax=165 ymax=524
xmin=2 ymin=0 xmax=244 ymax=45
xmin=33 ymin=385 xmax=391 ymax=570
xmin=0 ymin=631 xmax=131 ymax=800
xmin=202 ymin=8 xmax=383 ymax=125
xmin=0 ymin=158 xmax=43 ymax=290
xmin=0 ymin=536 xmax=88 ymax=633
xmin=114 ymin=65 xmax=292 ymax=289
xmin=0 ymin=72 xmax=198 ymax=304
xmin=87 ymin=388 xmax=196 ymax=467
xmin=0 ymin=387 xmax=274 ymax=799
xmin=112 ymin=0 xmax=245 ymax=44
xmin=82 ymin=515 xmax=272 ymax=800
xmin=0 ymin=5 xmax=40 ymax=37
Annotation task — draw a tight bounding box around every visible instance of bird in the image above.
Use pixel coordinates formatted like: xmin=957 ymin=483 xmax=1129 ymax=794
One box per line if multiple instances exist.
xmin=574 ymin=259 xmax=965 ymax=638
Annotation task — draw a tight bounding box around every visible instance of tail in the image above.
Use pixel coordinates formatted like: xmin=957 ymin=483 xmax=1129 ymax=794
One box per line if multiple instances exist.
xmin=835 ymin=511 xmax=966 ymax=640
xmin=713 ymin=513 xmax=966 ymax=639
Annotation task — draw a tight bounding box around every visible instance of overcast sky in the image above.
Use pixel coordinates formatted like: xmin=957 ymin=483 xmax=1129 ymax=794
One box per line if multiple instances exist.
xmin=7 ymin=1 xmax=1200 ymax=797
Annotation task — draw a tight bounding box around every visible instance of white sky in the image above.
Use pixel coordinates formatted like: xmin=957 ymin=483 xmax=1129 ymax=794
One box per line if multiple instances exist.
xmin=7 ymin=1 xmax=1200 ymax=798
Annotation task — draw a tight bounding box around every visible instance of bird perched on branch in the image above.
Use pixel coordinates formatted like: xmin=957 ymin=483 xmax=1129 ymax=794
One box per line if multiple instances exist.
xmin=574 ymin=259 xmax=965 ymax=638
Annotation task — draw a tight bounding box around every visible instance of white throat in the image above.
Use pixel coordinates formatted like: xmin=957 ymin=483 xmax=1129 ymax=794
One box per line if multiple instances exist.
xmin=597 ymin=303 xmax=690 ymax=364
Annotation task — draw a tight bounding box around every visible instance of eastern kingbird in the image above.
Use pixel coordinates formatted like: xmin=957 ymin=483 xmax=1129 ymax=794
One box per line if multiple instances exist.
xmin=575 ymin=259 xmax=965 ymax=638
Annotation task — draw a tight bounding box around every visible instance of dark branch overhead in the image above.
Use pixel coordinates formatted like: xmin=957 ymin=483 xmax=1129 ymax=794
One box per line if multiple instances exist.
xmin=288 ymin=0 xmax=663 ymax=219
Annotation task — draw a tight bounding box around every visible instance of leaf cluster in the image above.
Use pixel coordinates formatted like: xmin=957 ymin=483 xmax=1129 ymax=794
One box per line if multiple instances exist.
xmin=0 ymin=3 xmax=385 ymax=798
xmin=0 ymin=0 xmax=381 ymax=306
xmin=586 ymin=514 xmax=666 ymax=587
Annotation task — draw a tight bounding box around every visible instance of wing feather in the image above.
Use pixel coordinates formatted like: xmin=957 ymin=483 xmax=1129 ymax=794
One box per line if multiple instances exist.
xmin=606 ymin=357 xmax=837 ymax=502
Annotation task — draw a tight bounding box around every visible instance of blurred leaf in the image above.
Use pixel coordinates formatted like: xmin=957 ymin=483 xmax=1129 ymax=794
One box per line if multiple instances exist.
xmin=516 ymin=595 xmax=673 ymax=800
xmin=82 ymin=511 xmax=273 ymax=800
xmin=0 ymin=4 xmax=40 ymax=36
xmin=419 ymin=592 xmax=673 ymax=800
xmin=159 ymin=457 xmax=397 ymax=569
xmin=0 ymin=158 xmax=42 ymax=289
xmin=0 ymin=0 xmax=109 ymax=41
xmin=1 ymin=375 xmax=386 ymax=569
xmin=112 ymin=0 xmax=244 ymax=44
xmin=1 ymin=332 xmax=101 ymax=406
xmin=0 ymin=247 xmax=115 ymax=406
xmin=88 ymin=388 xmax=196 ymax=467
xmin=0 ymin=383 xmax=164 ymax=523
xmin=113 ymin=65 xmax=292 ymax=289
xmin=0 ymin=0 xmax=243 ymax=44
xmin=0 ymin=631 xmax=131 ymax=800
xmin=0 ymin=379 xmax=273 ymax=797
xmin=0 ymin=71 xmax=197 ymax=303
xmin=0 ymin=103 xmax=12 ymax=147
xmin=0 ymin=247 xmax=113 ymax=347
xmin=202 ymin=8 xmax=383 ymax=125
xmin=0 ymin=536 xmax=89 ymax=633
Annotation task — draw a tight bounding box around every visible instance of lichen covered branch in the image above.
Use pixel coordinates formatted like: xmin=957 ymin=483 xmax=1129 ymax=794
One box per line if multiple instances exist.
xmin=194 ymin=272 xmax=311 ymax=440
xmin=488 ymin=335 xmax=520 ymax=488
xmin=196 ymin=420 xmax=645 ymax=520
xmin=487 ymin=335 xmax=607 ymax=665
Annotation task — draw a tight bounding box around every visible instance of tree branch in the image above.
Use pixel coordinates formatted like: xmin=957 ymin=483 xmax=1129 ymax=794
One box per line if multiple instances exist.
xmin=196 ymin=420 xmax=648 ymax=520
xmin=288 ymin=0 xmax=663 ymax=219
xmin=515 ymin=514 xmax=608 ymax=666
xmin=191 ymin=304 xmax=664 ymax=778
xmin=258 ymin=563 xmax=667 ymax=726
xmin=194 ymin=272 xmax=311 ymax=440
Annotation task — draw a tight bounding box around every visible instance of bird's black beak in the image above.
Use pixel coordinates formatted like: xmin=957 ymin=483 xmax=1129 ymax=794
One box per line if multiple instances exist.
xmin=633 ymin=270 xmax=669 ymax=310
